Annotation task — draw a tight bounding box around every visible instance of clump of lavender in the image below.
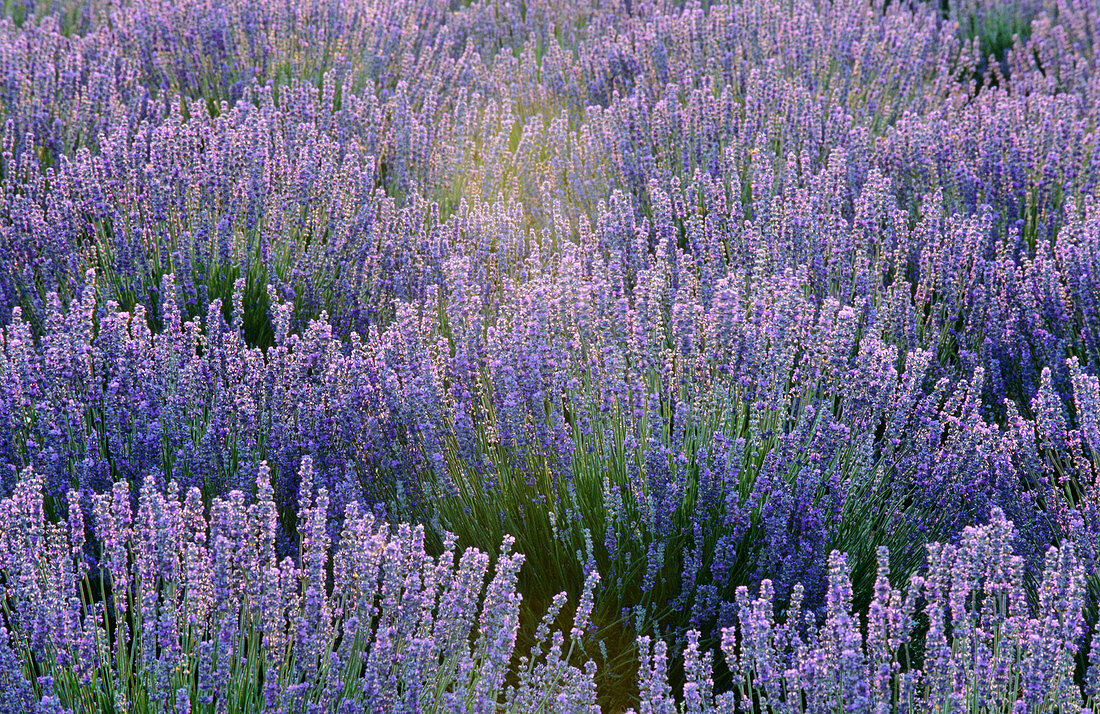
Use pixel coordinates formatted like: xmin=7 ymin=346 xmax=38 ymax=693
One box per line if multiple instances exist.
xmin=630 ymin=508 xmax=1096 ymax=713
xmin=0 ymin=464 xmax=606 ymax=712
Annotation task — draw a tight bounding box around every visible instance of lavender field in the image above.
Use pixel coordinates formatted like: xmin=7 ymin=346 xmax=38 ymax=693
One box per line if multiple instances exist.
xmin=0 ymin=0 xmax=1098 ymax=711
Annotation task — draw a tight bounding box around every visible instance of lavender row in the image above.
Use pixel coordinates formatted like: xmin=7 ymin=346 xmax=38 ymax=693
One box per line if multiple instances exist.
xmin=0 ymin=0 xmax=1095 ymax=406
xmin=2 ymin=467 xmax=1096 ymax=711
xmin=1 ymin=264 xmax=1097 ymax=660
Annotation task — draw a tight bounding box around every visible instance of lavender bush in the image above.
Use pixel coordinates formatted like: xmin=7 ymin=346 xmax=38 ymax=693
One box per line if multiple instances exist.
xmin=0 ymin=0 xmax=1099 ymax=709
xmin=633 ymin=508 xmax=1095 ymax=713
xmin=1 ymin=462 xmax=606 ymax=712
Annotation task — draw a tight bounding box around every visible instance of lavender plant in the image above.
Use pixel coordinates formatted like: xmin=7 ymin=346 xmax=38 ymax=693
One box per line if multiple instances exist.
xmin=630 ymin=508 xmax=1096 ymax=714
xmin=0 ymin=463 xmax=609 ymax=712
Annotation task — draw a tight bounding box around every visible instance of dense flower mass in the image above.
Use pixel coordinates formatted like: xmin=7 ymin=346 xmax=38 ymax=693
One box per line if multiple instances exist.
xmin=0 ymin=0 xmax=1098 ymax=710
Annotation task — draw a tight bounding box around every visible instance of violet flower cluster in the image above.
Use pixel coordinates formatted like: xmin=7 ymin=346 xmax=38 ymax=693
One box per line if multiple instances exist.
xmin=634 ymin=508 xmax=1096 ymax=713
xmin=0 ymin=460 xmax=606 ymax=712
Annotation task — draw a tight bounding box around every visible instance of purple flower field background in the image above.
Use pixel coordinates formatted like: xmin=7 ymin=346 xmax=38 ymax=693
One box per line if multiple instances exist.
xmin=0 ymin=0 xmax=1099 ymax=710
